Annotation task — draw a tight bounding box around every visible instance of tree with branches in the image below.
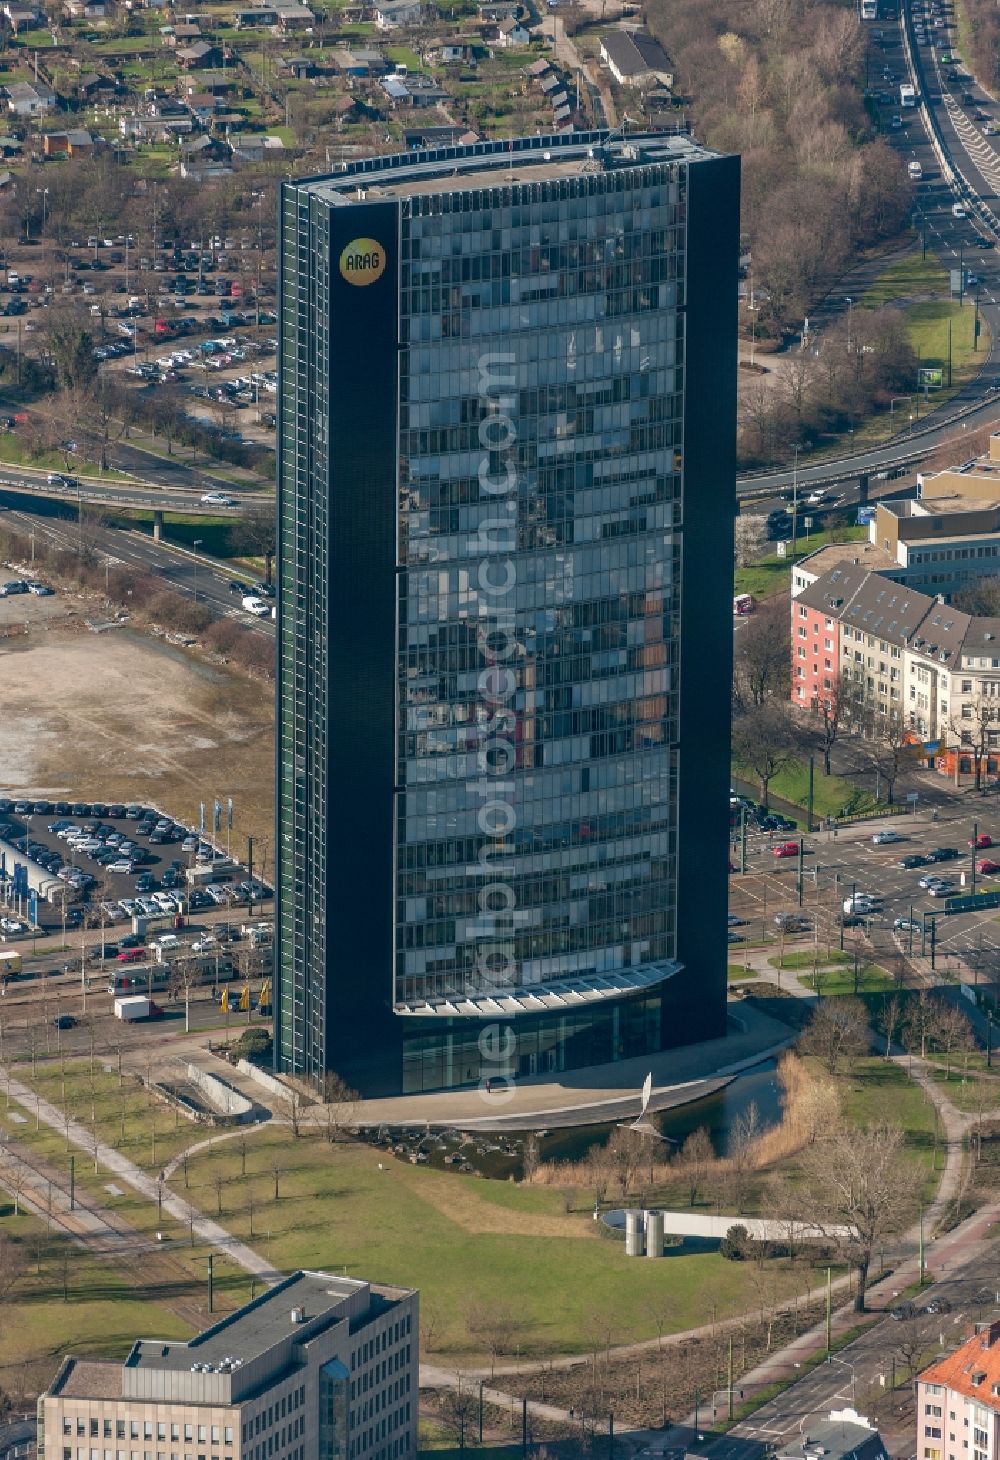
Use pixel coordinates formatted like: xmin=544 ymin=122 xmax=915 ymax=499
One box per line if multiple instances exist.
xmin=799 ymin=997 xmax=870 ymax=1075
xmin=800 ymin=1119 xmax=909 ymax=1311
xmin=732 ymin=703 xmax=800 ymax=807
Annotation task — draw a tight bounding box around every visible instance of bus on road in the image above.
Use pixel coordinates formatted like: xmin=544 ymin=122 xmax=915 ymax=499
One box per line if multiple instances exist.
xmin=900 ymin=83 xmax=918 ymax=106
xmin=861 ymin=0 xmax=878 ymax=17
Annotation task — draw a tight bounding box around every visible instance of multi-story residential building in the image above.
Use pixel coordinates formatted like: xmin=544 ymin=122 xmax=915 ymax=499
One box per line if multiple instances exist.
xmin=917 ymin=1321 xmax=1000 ymax=1460
xmin=792 ymin=567 xmax=1000 ymax=781
xmin=276 ymin=130 xmax=739 ymax=1095
xmin=38 ymin=1272 xmax=418 ymax=1460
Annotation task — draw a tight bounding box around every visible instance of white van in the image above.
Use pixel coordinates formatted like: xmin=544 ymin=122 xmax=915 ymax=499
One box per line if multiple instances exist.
xmin=908 ymin=160 xmax=923 ymax=179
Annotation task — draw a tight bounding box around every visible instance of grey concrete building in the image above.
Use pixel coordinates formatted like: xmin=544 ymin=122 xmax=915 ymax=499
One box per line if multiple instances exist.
xmin=39 ymin=1272 xmax=418 ymax=1460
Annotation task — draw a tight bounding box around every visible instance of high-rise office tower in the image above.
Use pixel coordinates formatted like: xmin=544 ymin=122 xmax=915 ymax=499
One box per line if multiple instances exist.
xmin=277 ymin=130 xmax=739 ymax=1097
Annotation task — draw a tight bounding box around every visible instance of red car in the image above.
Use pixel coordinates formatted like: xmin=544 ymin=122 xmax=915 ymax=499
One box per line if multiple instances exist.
xmin=970 ymin=833 xmax=994 ymax=849
xmin=773 ymin=841 xmax=799 ymax=859
xmin=977 ymin=858 xmax=1000 ymax=875
xmin=115 ymin=947 xmax=146 ymax=963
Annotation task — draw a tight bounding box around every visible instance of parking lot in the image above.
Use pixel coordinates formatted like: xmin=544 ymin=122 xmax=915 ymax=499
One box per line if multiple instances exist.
xmin=730 ymin=793 xmax=1000 ymax=980
xmin=0 ymin=796 xmax=271 ymax=941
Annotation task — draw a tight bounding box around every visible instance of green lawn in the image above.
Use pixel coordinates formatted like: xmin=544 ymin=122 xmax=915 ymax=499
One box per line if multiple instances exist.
xmin=734 ymin=527 xmax=867 ymax=601
xmin=0 ymin=431 xmax=127 ymax=480
xmin=733 ymin=754 xmax=879 ymax=822
xmin=800 ymin=965 xmax=896 ymax=994
xmin=861 ymin=253 xmax=951 ymax=308
xmin=0 ymin=1200 xmax=192 ymax=1393
xmin=728 ymin=965 xmax=759 ymax=980
xmin=176 ymin=1123 xmax=833 ymax=1359
xmin=10 ymin=1058 xmax=198 ymax=1177
xmin=769 ymin=950 xmax=851 ymax=971
xmin=907 ymin=298 xmax=980 ymax=386
xmin=4 ymin=1052 xmax=947 ymax=1365
xmin=861 ymin=249 xmax=985 ymax=392
xmin=386 ymin=44 xmax=420 ymax=66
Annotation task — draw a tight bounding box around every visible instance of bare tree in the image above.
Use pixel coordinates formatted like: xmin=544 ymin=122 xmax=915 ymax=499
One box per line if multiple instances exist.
xmin=858 ymin=708 xmax=915 ymax=806
xmin=728 ymin=1100 xmax=762 ymax=1212
xmin=212 ymin=1171 xmax=225 ymax=1216
xmin=676 ymin=1126 xmax=715 ymax=1208
xmin=927 ymin=998 xmax=975 ymax=1079
xmin=734 ymin=513 xmax=768 ymax=569
xmin=0 ymin=1232 xmax=26 ymax=1307
xmin=321 ymin=1073 xmax=359 ymax=1141
xmin=438 ymin=1376 xmax=478 ymax=1459
xmin=732 ymin=703 xmax=799 ymax=807
xmin=811 ymin=670 xmax=851 ymax=776
xmin=465 ymin=1302 xmax=526 ymax=1378
xmin=902 ymin=991 xmax=936 ymax=1059
xmin=734 ymin=601 xmax=791 ymax=712
xmin=799 ymin=997 xmax=870 ymax=1075
xmin=879 ymin=993 xmax=905 ymax=1059
xmin=948 ymin=693 xmax=1000 ymax=791
xmin=522 ymin=1133 xmax=540 ymax=1184
xmin=583 ymin=1144 xmax=612 ymax=1209
xmin=608 ymin=1126 xmax=646 ymax=1202
xmin=800 ymin=1119 xmax=909 ymax=1311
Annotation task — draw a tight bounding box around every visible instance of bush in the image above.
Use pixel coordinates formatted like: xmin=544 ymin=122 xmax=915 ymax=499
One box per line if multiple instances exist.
xmin=232 ymin=1027 xmax=272 ymax=1063
xmin=720 ymin=1223 xmax=750 ymax=1261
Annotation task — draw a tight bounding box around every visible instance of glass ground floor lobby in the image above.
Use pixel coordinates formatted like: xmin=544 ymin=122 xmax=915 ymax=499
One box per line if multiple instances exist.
xmin=398 ymin=979 xmax=671 ymax=1094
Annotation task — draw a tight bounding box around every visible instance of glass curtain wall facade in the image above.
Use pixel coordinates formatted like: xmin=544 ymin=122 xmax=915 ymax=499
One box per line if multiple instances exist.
xmin=277 ymin=132 xmax=739 ymax=1097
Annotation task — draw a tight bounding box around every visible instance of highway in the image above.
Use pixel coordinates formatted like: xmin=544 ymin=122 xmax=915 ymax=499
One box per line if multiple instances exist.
xmin=736 ymin=4 xmax=1000 ymax=507
xmin=0 ymin=465 xmax=253 ymax=516
xmin=1 ymin=496 xmax=275 ymax=638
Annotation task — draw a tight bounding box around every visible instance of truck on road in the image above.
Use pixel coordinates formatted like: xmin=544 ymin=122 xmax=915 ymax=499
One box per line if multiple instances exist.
xmin=0 ymin=949 xmax=22 ymax=982
xmin=114 ymin=994 xmax=164 ymax=1022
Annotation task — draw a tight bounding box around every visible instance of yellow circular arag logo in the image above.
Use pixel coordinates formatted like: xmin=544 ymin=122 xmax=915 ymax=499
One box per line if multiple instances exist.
xmin=339 ymin=238 xmax=386 ymax=286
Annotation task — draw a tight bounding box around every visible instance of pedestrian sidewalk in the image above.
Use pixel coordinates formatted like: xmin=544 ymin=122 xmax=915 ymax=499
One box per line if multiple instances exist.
xmin=350 ymin=1003 xmax=798 ymax=1131
xmin=0 ymin=1062 xmax=280 ymax=1282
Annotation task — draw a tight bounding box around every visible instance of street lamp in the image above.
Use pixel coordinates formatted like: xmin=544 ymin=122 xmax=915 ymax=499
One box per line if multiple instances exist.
xmin=845 ymin=296 xmax=854 ymax=353
xmin=889 ymin=396 xmax=909 ymax=434
xmin=791 ymin=443 xmax=802 ymax=554
xmin=193 ymin=540 xmax=202 ymax=601
xmin=827 ymin=1354 xmax=858 ymax=1403
xmin=35 ymin=187 xmax=48 ymax=233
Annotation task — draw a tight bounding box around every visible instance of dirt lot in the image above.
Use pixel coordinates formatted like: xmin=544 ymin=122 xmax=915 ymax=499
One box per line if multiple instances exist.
xmin=0 ymin=605 xmax=275 ymax=857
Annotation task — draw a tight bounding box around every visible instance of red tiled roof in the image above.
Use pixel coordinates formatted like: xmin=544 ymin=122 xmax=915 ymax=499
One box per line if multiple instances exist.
xmin=920 ymin=1325 xmax=1000 ymax=1408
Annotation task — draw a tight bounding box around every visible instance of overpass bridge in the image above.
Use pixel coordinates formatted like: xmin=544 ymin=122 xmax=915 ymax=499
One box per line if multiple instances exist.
xmin=0 ymin=466 xmax=259 ymax=535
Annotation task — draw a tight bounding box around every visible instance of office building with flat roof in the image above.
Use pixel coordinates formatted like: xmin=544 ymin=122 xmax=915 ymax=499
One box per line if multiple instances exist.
xmin=39 ymin=1272 xmax=418 ymax=1460
xmin=276 ymin=129 xmax=739 ymax=1095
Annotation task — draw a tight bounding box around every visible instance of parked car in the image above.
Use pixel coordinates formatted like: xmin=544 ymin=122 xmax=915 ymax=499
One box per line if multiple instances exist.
xmin=970 ymin=833 xmax=994 ymax=849
xmin=977 ymin=859 xmax=1000 ymax=875
xmin=773 ymin=841 xmax=799 ymax=859
xmin=893 ymin=916 xmax=921 ymax=932
xmin=927 ymin=847 xmax=960 ymax=862
xmin=898 ymin=854 xmax=927 ymax=869
xmin=872 ymin=829 xmax=901 ymax=844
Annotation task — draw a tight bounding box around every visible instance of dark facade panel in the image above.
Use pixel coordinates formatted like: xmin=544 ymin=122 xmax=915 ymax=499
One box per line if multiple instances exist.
xmin=277 ymin=134 xmax=739 ymax=1097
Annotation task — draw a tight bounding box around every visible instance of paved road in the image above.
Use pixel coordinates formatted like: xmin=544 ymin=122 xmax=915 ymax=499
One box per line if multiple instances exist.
xmin=1 ymin=497 xmax=274 ymax=638
xmin=737 ymin=10 xmax=1000 ymax=505
xmin=729 ymin=790 xmax=1000 ymax=984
